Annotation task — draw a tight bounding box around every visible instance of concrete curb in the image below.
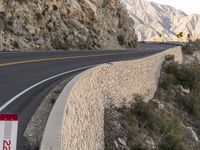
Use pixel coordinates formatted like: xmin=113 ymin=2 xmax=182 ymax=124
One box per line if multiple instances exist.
xmin=40 ymin=67 xmax=96 ymax=150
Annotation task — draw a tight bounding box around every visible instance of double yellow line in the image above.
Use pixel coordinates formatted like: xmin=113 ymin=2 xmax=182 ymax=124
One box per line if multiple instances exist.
xmin=0 ymin=51 xmax=131 ymax=68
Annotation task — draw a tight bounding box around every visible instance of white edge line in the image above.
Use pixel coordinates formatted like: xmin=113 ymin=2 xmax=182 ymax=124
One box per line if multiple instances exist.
xmin=0 ymin=65 xmax=96 ymax=112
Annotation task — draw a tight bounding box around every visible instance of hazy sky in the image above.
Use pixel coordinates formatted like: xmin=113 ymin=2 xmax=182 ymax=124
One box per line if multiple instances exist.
xmin=147 ymin=0 xmax=200 ymax=15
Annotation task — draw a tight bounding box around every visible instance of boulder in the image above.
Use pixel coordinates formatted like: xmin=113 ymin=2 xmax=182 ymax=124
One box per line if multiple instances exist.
xmin=184 ymin=126 xmax=199 ymax=142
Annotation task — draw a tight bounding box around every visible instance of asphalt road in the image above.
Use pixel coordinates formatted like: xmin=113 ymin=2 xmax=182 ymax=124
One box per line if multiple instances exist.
xmin=0 ymin=44 xmax=176 ymax=149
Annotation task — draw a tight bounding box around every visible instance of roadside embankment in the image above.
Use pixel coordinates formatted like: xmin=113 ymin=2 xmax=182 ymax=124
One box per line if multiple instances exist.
xmin=41 ymin=46 xmax=183 ymax=150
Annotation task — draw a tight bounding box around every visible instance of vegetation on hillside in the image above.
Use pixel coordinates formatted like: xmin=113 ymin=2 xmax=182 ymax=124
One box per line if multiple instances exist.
xmin=105 ymin=55 xmax=200 ymax=150
xmin=183 ymin=40 xmax=200 ymax=54
xmin=105 ymin=98 xmax=190 ymax=150
xmin=158 ymin=56 xmax=200 ymax=118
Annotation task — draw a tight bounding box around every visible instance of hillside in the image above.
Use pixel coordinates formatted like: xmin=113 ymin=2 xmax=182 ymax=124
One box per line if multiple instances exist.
xmin=121 ymin=0 xmax=200 ymax=42
xmin=105 ymin=47 xmax=200 ymax=149
xmin=0 ymin=0 xmax=137 ymax=51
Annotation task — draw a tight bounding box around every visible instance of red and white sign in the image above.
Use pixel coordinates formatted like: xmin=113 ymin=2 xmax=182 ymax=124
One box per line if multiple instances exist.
xmin=0 ymin=114 xmax=18 ymax=150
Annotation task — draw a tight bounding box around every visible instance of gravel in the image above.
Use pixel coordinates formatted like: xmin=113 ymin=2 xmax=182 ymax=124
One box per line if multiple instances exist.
xmin=23 ymin=77 xmax=74 ymax=150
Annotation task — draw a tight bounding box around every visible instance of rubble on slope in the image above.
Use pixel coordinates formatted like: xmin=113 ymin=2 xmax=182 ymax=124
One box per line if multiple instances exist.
xmin=0 ymin=0 xmax=137 ymax=51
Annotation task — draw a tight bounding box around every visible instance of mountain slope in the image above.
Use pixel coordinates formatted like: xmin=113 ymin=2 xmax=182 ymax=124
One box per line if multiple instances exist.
xmin=172 ymin=14 xmax=200 ymax=40
xmin=0 ymin=0 xmax=137 ymax=51
xmin=121 ymin=0 xmax=200 ymax=41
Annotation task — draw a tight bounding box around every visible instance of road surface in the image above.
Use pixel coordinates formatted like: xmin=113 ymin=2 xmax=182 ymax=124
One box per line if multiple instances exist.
xmin=0 ymin=44 xmax=176 ymax=149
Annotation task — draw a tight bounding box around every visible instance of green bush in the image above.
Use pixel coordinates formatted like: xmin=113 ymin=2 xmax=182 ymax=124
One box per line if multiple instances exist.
xmin=112 ymin=96 xmax=190 ymax=150
xmin=130 ymin=100 xmax=188 ymax=149
xmin=160 ymin=74 xmax=177 ymax=90
xmin=132 ymin=101 xmax=183 ymax=135
xmin=175 ymin=92 xmax=200 ymax=118
xmin=159 ymin=134 xmax=188 ymax=150
xmin=131 ymin=143 xmax=148 ymax=150
xmin=131 ymin=101 xmax=155 ymax=124
xmin=165 ymin=55 xmax=175 ymax=61
xmin=158 ymin=115 xmax=187 ymax=150
xmin=183 ymin=40 xmax=200 ymax=55
xmin=183 ymin=45 xmax=194 ymax=55
xmin=161 ymin=62 xmax=200 ymax=118
xmin=176 ymin=65 xmax=196 ymax=89
xmin=164 ymin=63 xmax=199 ymax=90
xmin=164 ymin=62 xmax=179 ymax=75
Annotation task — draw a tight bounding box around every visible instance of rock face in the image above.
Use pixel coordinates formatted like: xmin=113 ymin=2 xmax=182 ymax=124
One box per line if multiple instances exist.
xmin=121 ymin=0 xmax=200 ymax=42
xmin=0 ymin=0 xmax=137 ymax=51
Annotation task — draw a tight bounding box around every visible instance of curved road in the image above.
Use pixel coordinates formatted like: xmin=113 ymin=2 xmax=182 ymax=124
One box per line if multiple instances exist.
xmin=0 ymin=44 xmax=176 ymax=149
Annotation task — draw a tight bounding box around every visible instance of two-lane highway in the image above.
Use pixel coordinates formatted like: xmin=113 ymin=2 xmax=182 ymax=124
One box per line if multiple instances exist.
xmin=0 ymin=44 xmax=176 ymax=149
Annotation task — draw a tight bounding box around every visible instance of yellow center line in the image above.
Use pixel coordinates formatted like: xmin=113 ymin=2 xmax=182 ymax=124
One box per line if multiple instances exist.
xmin=0 ymin=51 xmax=132 ymax=68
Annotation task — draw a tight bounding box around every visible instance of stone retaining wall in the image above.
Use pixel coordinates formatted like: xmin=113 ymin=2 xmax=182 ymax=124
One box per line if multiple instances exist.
xmin=41 ymin=46 xmax=183 ymax=150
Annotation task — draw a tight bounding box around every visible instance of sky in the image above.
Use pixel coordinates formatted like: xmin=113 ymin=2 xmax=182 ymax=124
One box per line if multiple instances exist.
xmin=147 ymin=0 xmax=200 ymax=15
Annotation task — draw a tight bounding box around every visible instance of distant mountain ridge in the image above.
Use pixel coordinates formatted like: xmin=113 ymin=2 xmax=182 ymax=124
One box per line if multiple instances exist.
xmin=121 ymin=0 xmax=200 ymax=41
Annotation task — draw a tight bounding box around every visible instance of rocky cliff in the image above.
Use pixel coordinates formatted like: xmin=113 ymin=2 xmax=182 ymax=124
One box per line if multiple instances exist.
xmin=0 ymin=0 xmax=137 ymax=51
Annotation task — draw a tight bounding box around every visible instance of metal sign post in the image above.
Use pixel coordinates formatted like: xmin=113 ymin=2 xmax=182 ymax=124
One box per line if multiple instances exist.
xmin=0 ymin=114 xmax=18 ymax=150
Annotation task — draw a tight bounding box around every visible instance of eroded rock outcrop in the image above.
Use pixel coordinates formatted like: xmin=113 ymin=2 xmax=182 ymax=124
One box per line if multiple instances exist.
xmin=0 ymin=0 xmax=137 ymax=51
